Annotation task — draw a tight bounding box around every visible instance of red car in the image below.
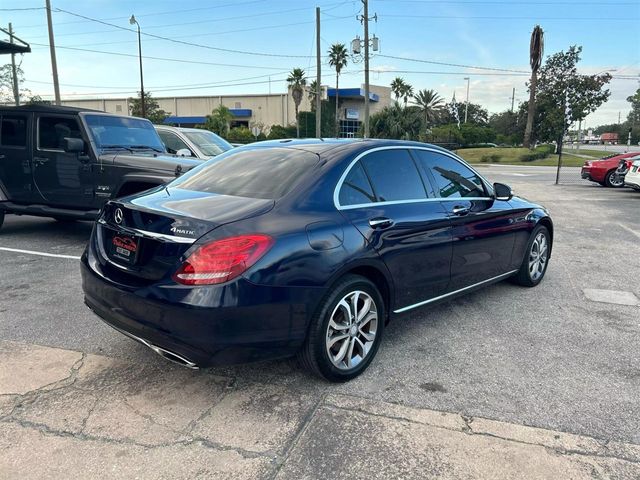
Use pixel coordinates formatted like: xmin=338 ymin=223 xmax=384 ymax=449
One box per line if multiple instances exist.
xmin=581 ymin=152 xmax=639 ymax=187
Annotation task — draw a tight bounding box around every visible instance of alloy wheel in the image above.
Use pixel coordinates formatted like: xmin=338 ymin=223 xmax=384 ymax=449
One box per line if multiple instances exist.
xmin=528 ymin=232 xmax=548 ymax=282
xmin=325 ymin=290 xmax=378 ymax=370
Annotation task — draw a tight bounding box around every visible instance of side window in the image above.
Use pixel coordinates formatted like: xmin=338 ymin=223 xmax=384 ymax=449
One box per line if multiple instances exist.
xmin=38 ymin=116 xmax=82 ymax=151
xmin=0 ymin=115 xmax=27 ymax=147
xmin=158 ymin=131 xmax=191 ymax=155
xmin=360 ymin=149 xmax=427 ymax=202
xmin=414 ymin=151 xmax=487 ymax=199
xmin=339 ymin=161 xmax=376 ymax=206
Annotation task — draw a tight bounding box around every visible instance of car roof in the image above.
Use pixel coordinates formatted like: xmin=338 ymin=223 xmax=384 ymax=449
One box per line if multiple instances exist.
xmin=240 ymin=138 xmax=455 ymax=157
xmin=0 ymin=104 xmax=103 ymax=114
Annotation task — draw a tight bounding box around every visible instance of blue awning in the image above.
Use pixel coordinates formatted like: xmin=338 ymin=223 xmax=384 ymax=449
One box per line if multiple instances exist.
xmin=163 ymin=109 xmax=253 ymax=125
xmin=326 ymin=88 xmax=379 ymax=102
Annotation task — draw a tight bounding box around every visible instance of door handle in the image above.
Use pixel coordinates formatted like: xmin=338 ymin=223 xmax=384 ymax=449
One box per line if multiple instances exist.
xmin=451 ymin=205 xmax=470 ymax=216
xmin=33 ymin=157 xmax=49 ymax=166
xmin=369 ymin=217 xmax=394 ymax=229
xmin=0 ymin=154 xmax=5 ymax=159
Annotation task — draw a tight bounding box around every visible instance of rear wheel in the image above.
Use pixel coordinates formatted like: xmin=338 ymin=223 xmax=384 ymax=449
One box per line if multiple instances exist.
xmin=604 ymin=169 xmax=624 ymax=188
xmin=298 ymin=275 xmax=385 ymax=382
xmin=512 ymin=225 xmax=550 ymax=287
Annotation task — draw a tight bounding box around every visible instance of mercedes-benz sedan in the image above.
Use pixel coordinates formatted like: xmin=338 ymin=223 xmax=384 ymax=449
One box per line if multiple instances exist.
xmin=81 ymin=139 xmax=553 ymax=382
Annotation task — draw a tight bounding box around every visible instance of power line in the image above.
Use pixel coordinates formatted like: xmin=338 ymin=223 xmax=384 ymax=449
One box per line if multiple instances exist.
xmin=25 ymin=2 xmax=350 ymax=41
xmin=376 ymin=54 xmax=529 ymax=73
xmin=380 ymin=13 xmax=638 ymax=20
xmin=13 ymin=0 xmax=268 ymax=29
xmin=375 ymin=0 xmax=639 ymax=4
xmin=53 ymin=7 xmax=316 ymax=58
xmin=29 ymin=43 xmax=304 ymax=70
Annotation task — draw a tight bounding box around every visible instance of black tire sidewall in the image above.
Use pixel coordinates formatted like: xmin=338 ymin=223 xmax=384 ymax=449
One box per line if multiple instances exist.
xmin=310 ymin=276 xmax=385 ymax=382
xmin=0 ymin=209 xmax=4 ymax=231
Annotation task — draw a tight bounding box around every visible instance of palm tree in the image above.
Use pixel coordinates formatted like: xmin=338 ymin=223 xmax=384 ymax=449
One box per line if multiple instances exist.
xmin=390 ymin=77 xmax=406 ymax=103
xmin=401 ymin=83 xmax=414 ymax=108
xmin=328 ymin=43 xmax=348 ymax=137
xmin=307 ymin=79 xmax=319 ymax=111
xmin=412 ymin=89 xmax=444 ymax=129
xmin=524 ymin=25 xmax=544 ymax=148
xmin=287 ymin=68 xmax=306 ymax=138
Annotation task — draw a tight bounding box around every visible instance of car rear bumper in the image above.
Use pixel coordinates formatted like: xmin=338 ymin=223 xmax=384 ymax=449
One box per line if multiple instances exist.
xmin=81 ymin=252 xmax=326 ymax=368
xmin=624 ymin=174 xmax=640 ymax=189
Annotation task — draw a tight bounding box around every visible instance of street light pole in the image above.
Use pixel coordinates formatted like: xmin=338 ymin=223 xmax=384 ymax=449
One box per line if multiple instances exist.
xmin=129 ymin=15 xmax=145 ymax=118
xmin=362 ymin=0 xmax=370 ymax=138
xmin=463 ymin=77 xmax=470 ymax=123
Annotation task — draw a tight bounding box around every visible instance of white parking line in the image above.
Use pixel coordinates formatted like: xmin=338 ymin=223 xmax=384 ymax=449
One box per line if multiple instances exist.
xmin=618 ymin=223 xmax=640 ymax=240
xmin=0 ymin=247 xmax=81 ymax=260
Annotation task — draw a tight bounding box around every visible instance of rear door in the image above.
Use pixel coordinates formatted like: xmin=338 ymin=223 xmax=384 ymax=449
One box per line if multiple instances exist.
xmin=413 ymin=149 xmax=517 ymax=291
xmin=0 ymin=112 xmax=32 ymax=203
xmin=337 ymin=148 xmax=452 ymax=311
xmin=32 ymin=114 xmax=93 ymax=207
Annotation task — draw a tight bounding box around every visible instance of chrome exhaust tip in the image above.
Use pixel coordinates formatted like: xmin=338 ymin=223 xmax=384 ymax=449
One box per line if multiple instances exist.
xmin=95 ymin=314 xmax=199 ymax=369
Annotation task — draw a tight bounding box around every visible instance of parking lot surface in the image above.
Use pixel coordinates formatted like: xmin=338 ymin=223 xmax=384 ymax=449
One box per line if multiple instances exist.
xmin=1 ymin=166 xmax=639 ymax=479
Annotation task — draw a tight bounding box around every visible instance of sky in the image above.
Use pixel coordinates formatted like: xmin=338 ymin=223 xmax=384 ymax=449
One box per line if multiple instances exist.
xmin=3 ymin=0 xmax=640 ymax=127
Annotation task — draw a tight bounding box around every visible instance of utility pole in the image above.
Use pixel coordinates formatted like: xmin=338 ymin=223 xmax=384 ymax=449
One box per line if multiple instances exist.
xmin=511 ymin=87 xmax=515 ymax=113
xmin=576 ymin=119 xmax=581 ymax=152
xmin=9 ymin=23 xmax=19 ymax=106
xmin=362 ymin=0 xmax=370 ymax=138
xmin=464 ymin=77 xmax=470 ymax=123
xmin=618 ymin=111 xmax=621 ymax=124
xmin=45 ymin=0 xmax=61 ymax=105
xmin=315 ymin=7 xmax=321 ymax=138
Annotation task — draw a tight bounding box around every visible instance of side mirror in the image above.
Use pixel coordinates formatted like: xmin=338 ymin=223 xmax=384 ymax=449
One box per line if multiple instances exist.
xmin=63 ymin=137 xmax=84 ymax=153
xmin=493 ymin=182 xmax=513 ymax=201
xmin=176 ymin=148 xmax=192 ymax=157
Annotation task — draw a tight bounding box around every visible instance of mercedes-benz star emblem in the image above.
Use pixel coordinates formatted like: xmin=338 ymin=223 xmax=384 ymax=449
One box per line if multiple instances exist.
xmin=114 ymin=208 xmax=124 ymax=225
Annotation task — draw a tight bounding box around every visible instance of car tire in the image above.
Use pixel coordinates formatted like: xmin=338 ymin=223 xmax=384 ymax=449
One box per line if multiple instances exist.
xmin=604 ymin=170 xmax=624 ymax=188
xmin=512 ymin=225 xmax=550 ymax=287
xmin=298 ymin=274 xmax=385 ymax=382
xmin=0 ymin=209 xmax=4 ymax=232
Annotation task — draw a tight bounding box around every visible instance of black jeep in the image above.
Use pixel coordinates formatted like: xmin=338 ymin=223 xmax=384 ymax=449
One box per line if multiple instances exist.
xmin=0 ymin=105 xmax=201 ymax=230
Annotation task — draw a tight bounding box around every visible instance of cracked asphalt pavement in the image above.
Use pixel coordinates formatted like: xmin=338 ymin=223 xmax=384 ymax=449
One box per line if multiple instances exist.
xmin=1 ymin=167 xmax=639 ymax=479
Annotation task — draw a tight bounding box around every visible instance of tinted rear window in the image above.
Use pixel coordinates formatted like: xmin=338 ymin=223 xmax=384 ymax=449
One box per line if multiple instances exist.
xmin=1 ymin=115 xmax=27 ymax=147
xmin=172 ymin=147 xmax=318 ymax=199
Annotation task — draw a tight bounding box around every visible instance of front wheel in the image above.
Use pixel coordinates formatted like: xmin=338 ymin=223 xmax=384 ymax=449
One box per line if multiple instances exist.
xmin=298 ymin=275 xmax=385 ymax=382
xmin=604 ymin=170 xmax=624 ymax=188
xmin=512 ymin=225 xmax=550 ymax=287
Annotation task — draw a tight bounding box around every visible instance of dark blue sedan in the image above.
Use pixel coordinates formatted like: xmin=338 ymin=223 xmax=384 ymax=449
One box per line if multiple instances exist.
xmin=81 ymin=139 xmax=553 ymax=382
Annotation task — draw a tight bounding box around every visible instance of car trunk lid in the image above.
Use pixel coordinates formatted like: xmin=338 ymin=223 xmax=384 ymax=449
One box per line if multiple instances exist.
xmin=95 ymin=187 xmax=274 ymax=282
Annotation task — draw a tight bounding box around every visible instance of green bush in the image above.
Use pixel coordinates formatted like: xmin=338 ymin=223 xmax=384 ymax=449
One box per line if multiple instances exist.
xmin=480 ymin=154 xmax=501 ymax=163
xmin=519 ymin=144 xmax=555 ymax=162
xmin=267 ymin=124 xmax=297 ymax=140
xmin=226 ymin=126 xmax=266 ymax=144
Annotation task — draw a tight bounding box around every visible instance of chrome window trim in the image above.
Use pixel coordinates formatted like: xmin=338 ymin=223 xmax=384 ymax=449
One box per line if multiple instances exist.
xmin=333 ymin=145 xmax=494 ymax=210
xmin=393 ymin=269 xmax=519 ymax=314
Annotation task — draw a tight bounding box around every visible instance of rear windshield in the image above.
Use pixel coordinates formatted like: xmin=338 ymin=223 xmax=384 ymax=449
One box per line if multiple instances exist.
xmin=171 ymin=147 xmax=319 ymax=199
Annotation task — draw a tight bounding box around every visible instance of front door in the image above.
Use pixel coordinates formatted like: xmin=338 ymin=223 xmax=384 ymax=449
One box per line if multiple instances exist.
xmin=414 ymin=149 xmax=517 ymax=291
xmin=337 ymin=148 xmax=453 ymax=311
xmin=0 ymin=112 xmax=32 ymax=203
xmin=32 ymin=114 xmax=93 ymax=208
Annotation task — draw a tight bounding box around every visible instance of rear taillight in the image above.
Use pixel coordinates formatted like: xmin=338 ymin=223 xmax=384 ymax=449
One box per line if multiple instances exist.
xmin=173 ymin=234 xmax=273 ymax=285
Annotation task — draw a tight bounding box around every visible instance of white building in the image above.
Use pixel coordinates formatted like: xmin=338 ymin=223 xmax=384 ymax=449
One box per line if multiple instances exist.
xmin=60 ymin=84 xmax=392 ymax=137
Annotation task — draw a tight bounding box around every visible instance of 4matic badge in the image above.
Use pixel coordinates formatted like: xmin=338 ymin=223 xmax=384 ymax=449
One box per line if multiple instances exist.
xmin=170 ymin=226 xmax=196 ymax=236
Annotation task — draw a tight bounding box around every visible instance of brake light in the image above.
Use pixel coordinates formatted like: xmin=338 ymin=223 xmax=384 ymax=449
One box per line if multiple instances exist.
xmin=173 ymin=234 xmax=274 ymax=285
